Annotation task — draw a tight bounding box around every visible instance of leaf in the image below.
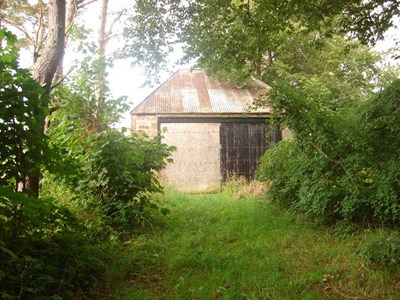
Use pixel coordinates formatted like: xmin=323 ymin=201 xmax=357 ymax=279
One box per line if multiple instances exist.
xmin=0 ymin=244 xmax=17 ymax=259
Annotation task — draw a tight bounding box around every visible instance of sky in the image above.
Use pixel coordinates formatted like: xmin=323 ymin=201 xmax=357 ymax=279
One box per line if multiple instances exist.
xmin=18 ymin=1 xmax=400 ymax=129
xmin=75 ymin=0 xmax=191 ymax=129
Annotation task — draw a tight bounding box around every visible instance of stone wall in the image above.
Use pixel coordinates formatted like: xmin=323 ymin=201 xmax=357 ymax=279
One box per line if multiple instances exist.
xmin=131 ymin=115 xmax=158 ymax=137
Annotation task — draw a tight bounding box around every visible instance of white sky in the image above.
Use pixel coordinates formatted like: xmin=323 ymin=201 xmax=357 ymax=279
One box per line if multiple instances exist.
xmin=18 ymin=1 xmax=400 ymax=129
xmin=77 ymin=0 xmax=190 ymax=129
xmin=374 ymin=17 xmax=399 ymax=54
xmin=84 ymin=0 xmax=199 ymax=128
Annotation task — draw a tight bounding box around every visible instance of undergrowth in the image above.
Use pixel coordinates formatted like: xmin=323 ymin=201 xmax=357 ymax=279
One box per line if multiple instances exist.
xmin=0 ymin=187 xmax=120 ymax=299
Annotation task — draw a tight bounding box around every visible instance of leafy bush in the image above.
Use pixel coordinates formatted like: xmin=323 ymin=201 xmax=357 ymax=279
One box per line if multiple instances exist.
xmin=45 ymin=48 xmax=175 ymax=225
xmin=257 ymin=140 xmax=305 ymax=209
xmin=0 ymin=187 xmax=116 ymax=299
xmin=257 ymin=78 xmax=400 ymax=225
xmin=73 ymin=129 xmax=174 ymax=224
xmin=362 ymin=79 xmax=400 ymax=224
xmin=0 ymin=29 xmax=52 ymax=192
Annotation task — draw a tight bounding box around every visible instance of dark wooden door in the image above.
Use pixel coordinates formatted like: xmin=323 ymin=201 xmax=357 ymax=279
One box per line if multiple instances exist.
xmin=220 ymin=122 xmax=269 ymax=181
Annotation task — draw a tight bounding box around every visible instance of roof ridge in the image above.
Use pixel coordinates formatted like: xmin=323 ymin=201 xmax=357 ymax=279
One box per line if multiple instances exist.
xmin=131 ymin=69 xmax=271 ymax=115
xmin=251 ymin=76 xmax=271 ymax=90
xmin=130 ymin=70 xmax=179 ymax=114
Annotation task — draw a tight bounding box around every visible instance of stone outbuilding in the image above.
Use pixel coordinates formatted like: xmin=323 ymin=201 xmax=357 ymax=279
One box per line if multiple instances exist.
xmin=131 ymin=69 xmax=282 ymax=192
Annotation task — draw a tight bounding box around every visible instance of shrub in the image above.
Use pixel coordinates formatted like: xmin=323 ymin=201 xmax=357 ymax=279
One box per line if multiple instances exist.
xmin=0 ymin=29 xmax=52 ymax=193
xmin=46 ymin=52 xmax=175 ymax=225
xmin=257 ymin=80 xmax=400 ymax=225
xmin=47 ymin=124 xmax=174 ymax=225
xmin=362 ymin=79 xmax=400 ymax=224
xmin=0 ymin=187 xmax=118 ymax=299
xmin=73 ymin=130 xmax=174 ymax=224
xmin=257 ymin=140 xmax=305 ymax=208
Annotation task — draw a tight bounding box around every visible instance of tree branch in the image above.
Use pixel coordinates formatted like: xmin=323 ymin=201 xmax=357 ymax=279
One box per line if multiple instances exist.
xmin=106 ymin=10 xmax=123 ymax=41
xmin=3 ymin=19 xmax=35 ymax=45
xmin=50 ymin=65 xmax=76 ymax=90
xmin=65 ymin=0 xmax=78 ymax=36
xmin=34 ymin=0 xmax=46 ymax=62
xmin=307 ymin=139 xmax=356 ymax=185
xmin=77 ymin=0 xmax=97 ymax=9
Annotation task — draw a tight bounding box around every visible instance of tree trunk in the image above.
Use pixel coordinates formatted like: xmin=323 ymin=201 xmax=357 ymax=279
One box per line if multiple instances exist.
xmin=97 ymin=0 xmax=108 ymax=61
xmin=25 ymin=0 xmax=66 ymax=197
xmin=31 ymin=0 xmax=66 ymax=93
xmin=93 ymin=0 xmax=108 ymax=132
xmin=54 ymin=0 xmax=77 ymax=83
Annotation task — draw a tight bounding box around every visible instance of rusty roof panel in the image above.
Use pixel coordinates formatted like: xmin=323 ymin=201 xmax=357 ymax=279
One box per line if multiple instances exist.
xmin=131 ymin=69 xmax=270 ymax=115
xmin=181 ymin=88 xmax=201 ymax=112
xmin=208 ymin=89 xmax=252 ymax=112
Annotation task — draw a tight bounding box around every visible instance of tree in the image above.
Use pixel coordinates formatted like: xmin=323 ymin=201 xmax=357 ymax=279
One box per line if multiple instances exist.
xmin=31 ymin=0 xmax=66 ymax=92
xmin=93 ymin=0 xmax=125 ymax=132
xmin=16 ymin=0 xmax=65 ymax=196
xmin=1 ymin=0 xmax=115 ymax=195
xmin=120 ymin=0 xmax=177 ymax=82
xmin=0 ymin=0 xmax=46 ymax=49
xmin=122 ymin=0 xmax=399 ymax=82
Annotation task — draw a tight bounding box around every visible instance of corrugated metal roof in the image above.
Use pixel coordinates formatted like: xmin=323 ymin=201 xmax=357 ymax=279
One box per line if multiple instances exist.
xmin=131 ymin=69 xmax=271 ymax=115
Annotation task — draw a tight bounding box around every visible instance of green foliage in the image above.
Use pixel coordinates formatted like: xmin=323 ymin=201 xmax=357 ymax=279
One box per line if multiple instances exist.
xmin=258 ymin=79 xmax=400 ymax=225
xmin=0 ymin=187 xmax=74 ymax=246
xmin=0 ymin=29 xmax=51 ymax=190
xmin=360 ymin=235 xmax=400 ymax=269
xmin=361 ymin=79 xmax=400 ymax=223
xmin=72 ymin=130 xmax=174 ymax=223
xmin=46 ymin=48 xmax=174 ymax=224
xmin=123 ymin=0 xmax=399 ymax=82
xmin=0 ymin=187 xmax=116 ymax=299
xmin=261 ymin=33 xmax=380 ymax=106
xmin=364 ymin=79 xmax=400 ymax=147
xmin=257 ymin=140 xmax=305 ymax=209
xmin=0 ymin=27 xmax=173 ymax=299
xmin=121 ymin=0 xmax=178 ymax=82
xmin=255 ymin=27 xmax=400 ymax=225
xmin=51 ymin=43 xmax=128 ymax=134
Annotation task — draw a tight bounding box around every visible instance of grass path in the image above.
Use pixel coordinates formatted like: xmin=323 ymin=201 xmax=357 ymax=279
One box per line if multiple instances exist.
xmin=109 ymin=189 xmax=399 ymax=299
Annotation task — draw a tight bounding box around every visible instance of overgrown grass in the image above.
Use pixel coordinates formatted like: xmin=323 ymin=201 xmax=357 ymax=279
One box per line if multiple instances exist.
xmin=108 ymin=184 xmax=400 ymax=299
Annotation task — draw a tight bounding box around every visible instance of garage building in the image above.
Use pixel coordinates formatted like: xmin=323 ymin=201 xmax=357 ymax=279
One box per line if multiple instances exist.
xmin=131 ymin=69 xmax=282 ymax=192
